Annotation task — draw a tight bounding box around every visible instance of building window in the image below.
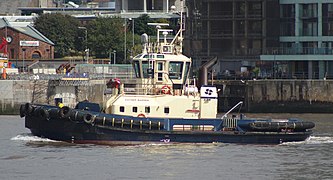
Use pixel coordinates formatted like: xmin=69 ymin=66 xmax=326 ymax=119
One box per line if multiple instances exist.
xmin=164 ymin=107 xmax=170 ymax=114
xmin=120 ymin=106 xmax=125 ymax=112
xmin=280 ymin=21 xmax=295 ymax=36
xmin=323 ymin=19 xmax=333 ymax=36
xmin=280 ymin=4 xmax=295 ymax=18
xmin=145 ymin=106 xmax=150 ymax=113
xmin=302 ymin=21 xmax=318 ymax=36
xmin=10 ymin=49 xmax=15 ymax=59
xmin=32 ymin=51 xmax=41 ymax=59
xmin=132 ymin=107 xmax=137 ymax=113
xmin=248 ymin=2 xmax=262 ymax=17
xmin=302 ymin=4 xmax=317 ymax=18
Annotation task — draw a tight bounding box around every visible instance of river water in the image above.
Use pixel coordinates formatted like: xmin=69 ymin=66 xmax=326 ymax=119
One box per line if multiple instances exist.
xmin=0 ymin=114 xmax=332 ymax=180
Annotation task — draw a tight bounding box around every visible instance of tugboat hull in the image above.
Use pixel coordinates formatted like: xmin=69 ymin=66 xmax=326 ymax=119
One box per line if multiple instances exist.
xmin=24 ymin=105 xmax=313 ymax=145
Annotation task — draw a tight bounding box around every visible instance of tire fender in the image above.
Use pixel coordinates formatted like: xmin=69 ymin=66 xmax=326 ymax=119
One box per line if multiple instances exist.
xmin=24 ymin=103 xmax=34 ymax=116
xmin=83 ymin=113 xmax=95 ymax=124
xmin=59 ymin=106 xmax=71 ymax=118
xmin=38 ymin=107 xmax=50 ymax=120
xmin=19 ymin=104 xmax=26 ymax=118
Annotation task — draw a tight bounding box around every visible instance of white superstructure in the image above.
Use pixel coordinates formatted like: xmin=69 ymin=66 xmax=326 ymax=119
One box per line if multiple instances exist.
xmin=104 ymin=8 xmax=218 ymax=119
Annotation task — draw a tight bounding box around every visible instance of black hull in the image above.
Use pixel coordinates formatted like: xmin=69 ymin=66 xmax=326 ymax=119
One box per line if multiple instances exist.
xmin=24 ymin=110 xmax=313 ymax=145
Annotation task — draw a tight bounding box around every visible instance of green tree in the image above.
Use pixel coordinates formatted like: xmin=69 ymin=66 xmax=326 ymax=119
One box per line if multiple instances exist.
xmin=86 ymin=17 xmax=126 ymax=62
xmin=134 ymin=15 xmax=177 ymax=41
xmin=134 ymin=14 xmax=156 ymax=36
xmin=33 ymin=13 xmax=80 ymax=58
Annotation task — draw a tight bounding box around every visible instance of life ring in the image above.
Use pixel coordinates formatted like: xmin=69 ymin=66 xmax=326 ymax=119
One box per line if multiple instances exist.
xmin=83 ymin=113 xmax=95 ymax=124
xmin=19 ymin=104 xmax=26 ymax=118
xmin=24 ymin=103 xmax=34 ymax=116
xmin=137 ymin=113 xmax=146 ymax=118
xmin=59 ymin=106 xmax=71 ymax=118
xmin=161 ymin=85 xmax=171 ymax=94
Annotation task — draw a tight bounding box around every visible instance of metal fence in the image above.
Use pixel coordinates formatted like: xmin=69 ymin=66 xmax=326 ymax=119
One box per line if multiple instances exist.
xmin=2 ymin=64 xmax=136 ymax=81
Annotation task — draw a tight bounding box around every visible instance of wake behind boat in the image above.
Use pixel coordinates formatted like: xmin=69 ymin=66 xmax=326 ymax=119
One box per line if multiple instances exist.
xmin=21 ymin=11 xmax=315 ymax=145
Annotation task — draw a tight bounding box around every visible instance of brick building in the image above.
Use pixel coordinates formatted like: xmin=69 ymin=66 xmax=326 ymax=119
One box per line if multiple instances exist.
xmin=0 ymin=17 xmax=54 ymax=66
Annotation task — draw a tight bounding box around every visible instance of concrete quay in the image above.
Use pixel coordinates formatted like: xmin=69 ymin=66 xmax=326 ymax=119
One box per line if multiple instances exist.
xmin=217 ymin=79 xmax=333 ymax=113
xmin=2 ymin=79 xmax=333 ymax=114
xmin=0 ymin=79 xmax=106 ymax=115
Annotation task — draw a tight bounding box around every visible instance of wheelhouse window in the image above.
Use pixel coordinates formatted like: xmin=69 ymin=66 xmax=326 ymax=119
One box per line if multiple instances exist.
xmin=142 ymin=61 xmax=149 ymax=78
xmin=169 ymin=62 xmax=183 ymax=79
xmin=143 ymin=54 xmax=154 ymax=59
xmin=133 ymin=61 xmax=141 ymax=78
xmin=183 ymin=62 xmax=190 ymax=84
xmin=158 ymin=62 xmax=163 ymax=71
xmin=156 ymin=54 xmax=164 ymax=58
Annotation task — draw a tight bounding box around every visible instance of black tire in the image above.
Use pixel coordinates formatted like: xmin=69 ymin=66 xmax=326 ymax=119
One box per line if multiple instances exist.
xmin=38 ymin=107 xmax=50 ymax=120
xmin=59 ymin=106 xmax=71 ymax=118
xmin=69 ymin=110 xmax=79 ymax=121
xmin=19 ymin=104 xmax=26 ymax=118
xmin=48 ymin=108 xmax=60 ymax=118
xmin=24 ymin=103 xmax=34 ymax=116
xmin=83 ymin=113 xmax=95 ymax=124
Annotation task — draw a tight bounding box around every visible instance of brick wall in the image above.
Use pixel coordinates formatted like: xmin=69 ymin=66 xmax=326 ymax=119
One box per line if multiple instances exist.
xmin=0 ymin=27 xmax=54 ymax=60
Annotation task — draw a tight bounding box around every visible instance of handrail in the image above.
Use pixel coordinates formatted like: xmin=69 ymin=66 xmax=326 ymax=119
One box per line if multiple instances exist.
xmin=221 ymin=101 xmax=243 ymax=119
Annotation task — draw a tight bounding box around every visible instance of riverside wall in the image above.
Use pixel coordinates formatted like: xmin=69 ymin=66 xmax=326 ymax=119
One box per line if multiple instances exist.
xmin=218 ymin=80 xmax=333 ymax=113
xmin=0 ymin=80 xmax=106 ymax=115
xmin=2 ymin=79 xmax=333 ymax=114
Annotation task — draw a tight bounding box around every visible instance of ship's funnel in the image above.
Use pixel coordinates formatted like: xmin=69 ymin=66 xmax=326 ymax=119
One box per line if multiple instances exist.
xmin=198 ymin=56 xmax=218 ymax=87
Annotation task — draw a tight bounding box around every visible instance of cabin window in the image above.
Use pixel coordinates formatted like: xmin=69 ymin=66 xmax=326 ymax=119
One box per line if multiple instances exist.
xmin=120 ymin=106 xmax=125 ymax=112
xmin=158 ymin=73 xmax=163 ymax=81
xmin=169 ymin=62 xmax=183 ymax=79
xmin=156 ymin=55 xmax=164 ymax=58
xmin=164 ymin=107 xmax=170 ymax=113
xmin=145 ymin=106 xmax=150 ymax=113
xmin=132 ymin=107 xmax=137 ymax=113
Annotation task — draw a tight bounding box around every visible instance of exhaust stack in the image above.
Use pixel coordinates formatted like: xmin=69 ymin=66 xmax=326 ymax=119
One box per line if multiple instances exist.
xmin=198 ymin=56 xmax=218 ymax=87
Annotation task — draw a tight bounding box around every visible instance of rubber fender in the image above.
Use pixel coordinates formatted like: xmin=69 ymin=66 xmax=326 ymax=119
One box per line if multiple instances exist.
xmin=37 ymin=107 xmax=50 ymax=120
xmin=19 ymin=104 xmax=26 ymax=118
xmin=83 ymin=113 xmax=95 ymax=124
xmin=69 ymin=110 xmax=79 ymax=121
xmin=48 ymin=108 xmax=60 ymax=118
xmin=59 ymin=106 xmax=71 ymax=118
xmin=24 ymin=103 xmax=34 ymax=116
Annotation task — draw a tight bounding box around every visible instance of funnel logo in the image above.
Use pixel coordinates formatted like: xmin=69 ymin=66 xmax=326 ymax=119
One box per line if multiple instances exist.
xmin=205 ymin=89 xmax=213 ymax=96
xmin=200 ymin=87 xmax=217 ymax=98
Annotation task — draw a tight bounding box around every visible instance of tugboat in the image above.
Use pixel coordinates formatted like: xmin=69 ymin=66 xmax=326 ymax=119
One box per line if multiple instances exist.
xmin=21 ymin=13 xmax=315 ymax=145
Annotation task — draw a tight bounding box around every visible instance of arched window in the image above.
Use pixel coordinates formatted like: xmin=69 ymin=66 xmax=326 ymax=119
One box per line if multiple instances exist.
xmin=32 ymin=51 xmax=41 ymax=59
